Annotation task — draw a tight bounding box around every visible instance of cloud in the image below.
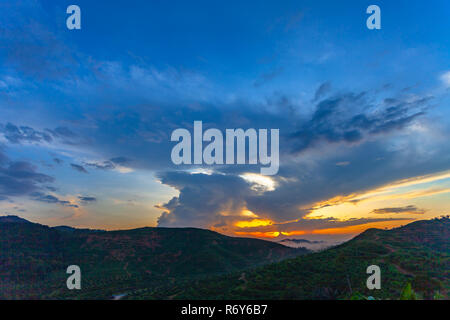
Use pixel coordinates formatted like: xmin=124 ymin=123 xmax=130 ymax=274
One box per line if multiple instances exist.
xmin=290 ymin=92 xmax=431 ymax=153
xmin=0 ymin=123 xmax=53 ymax=144
xmin=155 ymin=131 xmax=450 ymax=229
xmin=1 ymin=48 xmax=435 ymax=175
xmin=44 ymin=127 xmax=81 ymax=145
xmin=0 ymin=157 xmax=54 ymax=199
xmin=31 ymin=192 xmax=78 ymax=208
xmin=0 ymin=123 xmax=83 ymax=146
xmin=45 ymin=74 xmax=441 ymax=231
xmin=83 ymin=157 xmax=133 ymax=173
xmin=0 ymin=0 xmax=447 ymax=239
xmin=371 ymin=205 xmax=426 ymax=214
xmin=440 ymin=71 xmax=450 ymax=88
xmin=84 ymin=160 xmax=115 ymax=170
xmin=235 ymin=217 xmax=412 ymax=234
xmin=156 ymin=171 xmax=255 ymax=228
xmin=70 ymin=164 xmax=88 ymax=174
xmin=78 ymin=196 xmax=97 ymax=204
xmin=313 ymin=81 xmax=331 ymax=102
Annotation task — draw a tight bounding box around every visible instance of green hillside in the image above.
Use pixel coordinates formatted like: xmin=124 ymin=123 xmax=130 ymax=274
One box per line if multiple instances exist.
xmin=1 ymin=216 xmax=448 ymax=300
xmin=128 ymin=217 xmax=449 ymax=300
xmin=0 ymin=217 xmax=305 ymax=299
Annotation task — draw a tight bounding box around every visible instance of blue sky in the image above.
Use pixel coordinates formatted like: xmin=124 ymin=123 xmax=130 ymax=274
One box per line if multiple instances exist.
xmin=0 ymin=0 xmax=449 ymax=241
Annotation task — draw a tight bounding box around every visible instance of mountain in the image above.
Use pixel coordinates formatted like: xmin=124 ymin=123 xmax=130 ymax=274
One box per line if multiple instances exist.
xmin=0 ymin=215 xmax=31 ymax=224
xmin=53 ymin=225 xmax=104 ymax=233
xmin=1 ymin=216 xmax=447 ymax=300
xmin=0 ymin=218 xmax=306 ymax=299
xmin=131 ymin=217 xmax=449 ymax=300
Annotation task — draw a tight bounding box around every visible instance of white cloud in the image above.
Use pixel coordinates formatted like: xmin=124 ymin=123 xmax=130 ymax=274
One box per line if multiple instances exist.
xmin=240 ymin=173 xmax=277 ymax=192
xmin=440 ymin=71 xmax=450 ymax=87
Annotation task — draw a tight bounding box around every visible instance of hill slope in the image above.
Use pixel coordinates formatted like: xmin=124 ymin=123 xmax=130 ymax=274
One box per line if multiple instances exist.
xmin=0 ymin=217 xmax=305 ymax=299
xmin=131 ymin=217 xmax=449 ymax=300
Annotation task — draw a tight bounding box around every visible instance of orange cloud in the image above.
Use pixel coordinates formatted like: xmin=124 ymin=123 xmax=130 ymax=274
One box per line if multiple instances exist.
xmin=235 ymin=219 xmax=273 ymax=228
xmin=311 ymin=170 xmax=450 ymax=208
xmin=233 ymin=219 xmax=415 ymax=238
xmin=311 ymin=219 xmax=415 ymax=235
xmin=235 ymin=231 xmax=280 ymax=238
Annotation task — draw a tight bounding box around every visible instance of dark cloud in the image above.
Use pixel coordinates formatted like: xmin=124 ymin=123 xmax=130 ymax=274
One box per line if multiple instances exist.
xmin=53 ymin=158 xmax=63 ymax=165
xmin=70 ymin=164 xmax=88 ymax=174
xmin=0 ymin=123 xmax=82 ymax=146
xmin=31 ymin=192 xmax=78 ymax=208
xmin=45 ymin=127 xmax=82 ymax=145
xmin=83 ymin=157 xmax=132 ymax=171
xmin=28 ymin=78 xmax=436 ymax=228
xmin=154 ymin=169 xmax=416 ymax=232
xmin=0 ymin=123 xmax=53 ymax=144
xmin=247 ymin=137 xmax=450 ymax=221
xmin=51 ymin=127 xmax=77 ymax=138
xmin=0 ymin=1 xmax=447 ymax=237
xmin=290 ymin=92 xmax=431 ymax=153
xmin=0 ymin=157 xmax=54 ymax=199
xmin=139 ymin=82 xmax=443 ymax=229
xmin=156 ymin=171 xmax=254 ymax=228
xmin=78 ymin=196 xmax=97 ymax=204
xmin=84 ymin=161 xmax=115 ymax=170
xmin=155 ymin=131 xmax=450 ymax=227
xmin=65 ymin=102 xmax=292 ymax=172
xmin=372 ymin=205 xmax=426 ymax=215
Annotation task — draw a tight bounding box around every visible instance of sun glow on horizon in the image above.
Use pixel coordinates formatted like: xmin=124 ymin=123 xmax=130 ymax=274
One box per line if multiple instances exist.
xmin=235 ymin=219 xmax=273 ymax=228
xmin=226 ymin=171 xmax=450 ymax=239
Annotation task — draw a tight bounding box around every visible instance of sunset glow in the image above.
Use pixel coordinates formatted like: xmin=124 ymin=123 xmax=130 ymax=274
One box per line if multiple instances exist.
xmin=0 ymin=0 xmax=449 ymax=247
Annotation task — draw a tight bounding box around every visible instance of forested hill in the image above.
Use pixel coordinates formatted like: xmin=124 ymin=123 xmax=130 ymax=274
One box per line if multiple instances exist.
xmin=132 ymin=217 xmax=449 ymax=300
xmin=0 ymin=216 xmax=306 ymax=299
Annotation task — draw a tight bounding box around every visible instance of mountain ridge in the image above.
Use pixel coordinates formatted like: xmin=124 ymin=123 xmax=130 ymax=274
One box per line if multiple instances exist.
xmin=0 ymin=215 xmax=307 ymax=299
xmin=1 ymin=215 xmax=448 ymax=300
xmin=128 ymin=216 xmax=449 ymax=300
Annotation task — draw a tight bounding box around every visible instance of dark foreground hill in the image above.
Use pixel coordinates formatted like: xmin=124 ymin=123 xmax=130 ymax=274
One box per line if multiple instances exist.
xmin=0 ymin=216 xmax=305 ymax=299
xmin=128 ymin=217 xmax=449 ymax=300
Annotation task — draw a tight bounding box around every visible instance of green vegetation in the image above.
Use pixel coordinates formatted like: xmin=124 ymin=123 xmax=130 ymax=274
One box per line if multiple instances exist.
xmin=0 ymin=216 xmax=448 ymax=300
xmin=126 ymin=217 xmax=449 ymax=300
xmin=0 ymin=218 xmax=304 ymax=299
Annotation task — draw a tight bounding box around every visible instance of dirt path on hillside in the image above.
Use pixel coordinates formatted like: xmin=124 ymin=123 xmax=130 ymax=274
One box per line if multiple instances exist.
xmin=372 ymin=238 xmax=415 ymax=277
